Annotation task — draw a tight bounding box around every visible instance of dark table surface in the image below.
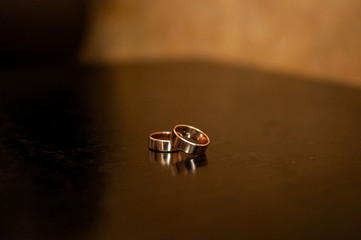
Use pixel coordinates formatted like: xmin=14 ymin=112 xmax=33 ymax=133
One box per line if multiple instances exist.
xmin=1 ymin=61 xmax=361 ymax=240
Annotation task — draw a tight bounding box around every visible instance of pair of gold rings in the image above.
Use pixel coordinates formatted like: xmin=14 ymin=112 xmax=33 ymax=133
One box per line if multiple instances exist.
xmin=149 ymin=124 xmax=210 ymax=156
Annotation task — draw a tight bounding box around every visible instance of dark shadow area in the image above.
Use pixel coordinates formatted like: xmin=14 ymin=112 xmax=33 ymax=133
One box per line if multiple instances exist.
xmin=0 ymin=67 xmax=105 ymax=240
xmin=0 ymin=0 xmax=88 ymax=66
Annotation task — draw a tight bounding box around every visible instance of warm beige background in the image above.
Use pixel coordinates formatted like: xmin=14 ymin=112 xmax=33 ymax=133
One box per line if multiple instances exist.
xmin=80 ymin=0 xmax=361 ymax=86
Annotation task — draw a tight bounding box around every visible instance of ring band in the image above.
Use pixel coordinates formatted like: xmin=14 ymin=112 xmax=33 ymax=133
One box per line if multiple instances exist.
xmin=171 ymin=124 xmax=210 ymax=155
xmin=149 ymin=131 xmax=179 ymax=152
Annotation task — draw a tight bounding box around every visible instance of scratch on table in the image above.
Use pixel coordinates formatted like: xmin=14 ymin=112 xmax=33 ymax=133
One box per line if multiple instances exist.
xmin=250 ymin=152 xmax=262 ymax=162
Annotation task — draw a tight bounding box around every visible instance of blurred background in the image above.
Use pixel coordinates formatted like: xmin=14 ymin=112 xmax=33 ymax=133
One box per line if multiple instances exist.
xmin=1 ymin=2 xmax=361 ymax=239
xmin=1 ymin=0 xmax=360 ymax=87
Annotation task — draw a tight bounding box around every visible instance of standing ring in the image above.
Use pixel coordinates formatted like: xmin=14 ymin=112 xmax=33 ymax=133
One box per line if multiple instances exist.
xmin=149 ymin=131 xmax=179 ymax=152
xmin=171 ymin=124 xmax=210 ymax=155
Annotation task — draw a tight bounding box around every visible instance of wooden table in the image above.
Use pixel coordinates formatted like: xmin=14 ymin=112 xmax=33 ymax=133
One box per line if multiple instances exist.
xmin=1 ymin=61 xmax=361 ymax=239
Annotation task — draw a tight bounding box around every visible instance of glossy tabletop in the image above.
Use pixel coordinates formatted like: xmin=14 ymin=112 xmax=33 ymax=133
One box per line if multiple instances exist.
xmin=1 ymin=61 xmax=361 ymax=240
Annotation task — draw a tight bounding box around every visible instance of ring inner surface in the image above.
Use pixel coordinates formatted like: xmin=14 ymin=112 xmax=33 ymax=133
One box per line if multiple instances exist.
xmin=175 ymin=126 xmax=209 ymax=145
xmin=152 ymin=133 xmax=171 ymax=141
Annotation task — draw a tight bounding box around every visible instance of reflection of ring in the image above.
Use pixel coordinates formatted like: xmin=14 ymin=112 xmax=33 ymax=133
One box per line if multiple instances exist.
xmin=148 ymin=150 xmax=181 ymax=165
xmin=149 ymin=150 xmax=208 ymax=175
xmin=171 ymin=124 xmax=210 ymax=155
xmin=149 ymin=131 xmax=178 ymax=152
xmin=176 ymin=154 xmax=208 ymax=173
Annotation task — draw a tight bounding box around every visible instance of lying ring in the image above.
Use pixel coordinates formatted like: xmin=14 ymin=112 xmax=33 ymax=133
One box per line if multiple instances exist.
xmin=171 ymin=124 xmax=210 ymax=155
xmin=149 ymin=131 xmax=179 ymax=152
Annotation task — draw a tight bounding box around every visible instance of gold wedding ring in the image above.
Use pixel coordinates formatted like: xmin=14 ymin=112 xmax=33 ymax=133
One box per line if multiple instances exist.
xmin=149 ymin=124 xmax=210 ymax=155
xmin=171 ymin=124 xmax=210 ymax=156
xmin=149 ymin=131 xmax=178 ymax=152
